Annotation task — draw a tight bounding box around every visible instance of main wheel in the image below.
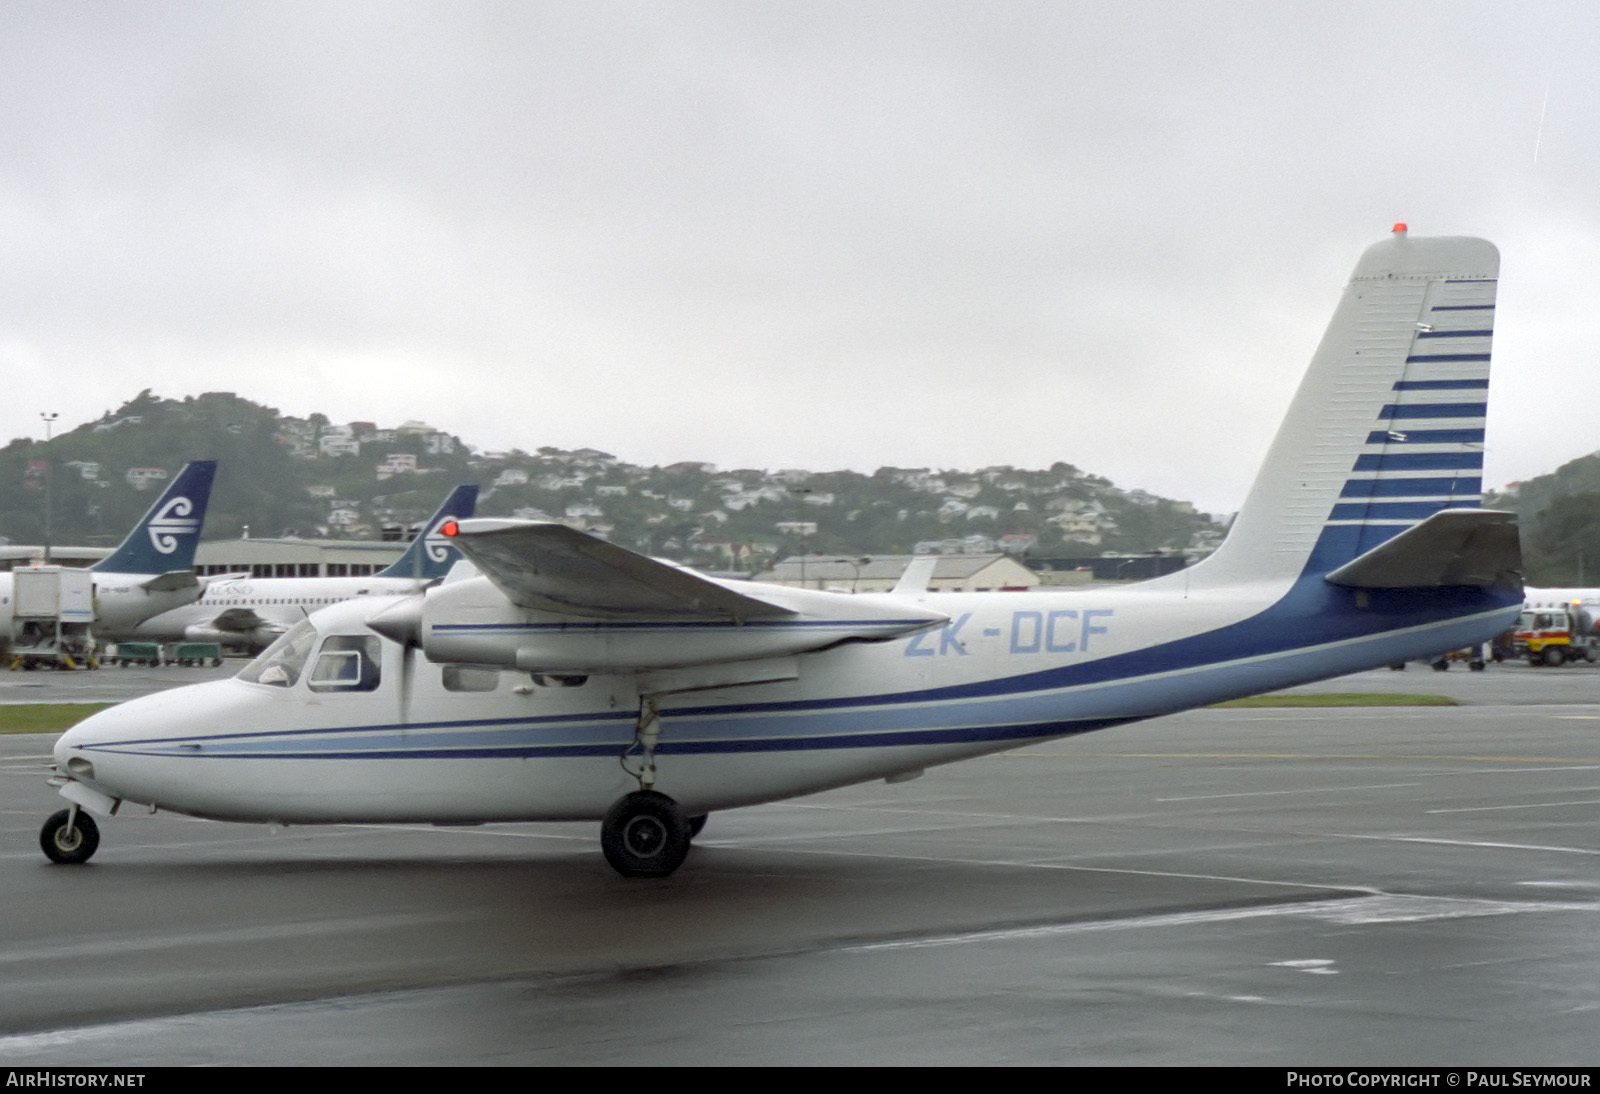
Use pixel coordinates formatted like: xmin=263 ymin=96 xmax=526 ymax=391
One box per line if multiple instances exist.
xmin=601 ymin=791 xmax=691 ymax=878
xmin=40 ymin=809 xmax=100 ymax=865
xmin=1431 ymin=659 xmax=1450 ymax=672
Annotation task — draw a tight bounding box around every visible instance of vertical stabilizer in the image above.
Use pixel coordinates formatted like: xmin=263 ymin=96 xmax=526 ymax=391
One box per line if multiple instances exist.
xmin=90 ymin=460 xmax=218 ymax=576
xmin=376 ymin=484 xmax=479 ymax=581
xmin=1193 ymin=229 xmax=1498 ymax=587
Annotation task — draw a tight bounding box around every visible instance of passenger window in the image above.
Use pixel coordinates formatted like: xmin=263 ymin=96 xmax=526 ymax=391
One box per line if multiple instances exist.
xmin=308 ymin=635 xmax=382 ymax=692
xmin=443 ymin=665 xmax=499 ymax=692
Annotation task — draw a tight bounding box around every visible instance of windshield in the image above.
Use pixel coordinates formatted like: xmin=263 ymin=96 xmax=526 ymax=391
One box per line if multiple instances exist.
xmin=236 ymin=618 xmax=319 ymax=688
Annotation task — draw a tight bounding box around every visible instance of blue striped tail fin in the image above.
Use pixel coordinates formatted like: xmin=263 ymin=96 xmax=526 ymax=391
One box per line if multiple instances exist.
xmin=1192 ymin=229 xmax=1499 ymax=587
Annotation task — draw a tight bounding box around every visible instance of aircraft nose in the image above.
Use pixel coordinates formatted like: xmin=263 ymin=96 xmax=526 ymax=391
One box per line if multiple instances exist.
xmin=54 ymin=707 xmax=114 ymax=769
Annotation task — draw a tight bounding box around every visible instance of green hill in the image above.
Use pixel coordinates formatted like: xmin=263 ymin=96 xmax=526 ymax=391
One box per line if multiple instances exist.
xmin=1487 ymin=453 xmax=1600 ymax=585
xmin=1 ymin=391 xmax=1226 ymax=566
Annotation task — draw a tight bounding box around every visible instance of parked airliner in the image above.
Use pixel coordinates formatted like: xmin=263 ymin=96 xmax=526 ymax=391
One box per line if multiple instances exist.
xmin=2 ymin=460 xmax=218 ymax=663
xmin=121 ymin=484 xmax=478 ymax=652
xmin=44 ymin=230 xmax=1522 ymax=878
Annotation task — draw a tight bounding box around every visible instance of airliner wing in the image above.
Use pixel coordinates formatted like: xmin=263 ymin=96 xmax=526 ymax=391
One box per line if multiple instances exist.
xmin=447 ymin=519 xmax=794 ymax=620
xmin=1325 ymin=509 xmax=1521 ymax=589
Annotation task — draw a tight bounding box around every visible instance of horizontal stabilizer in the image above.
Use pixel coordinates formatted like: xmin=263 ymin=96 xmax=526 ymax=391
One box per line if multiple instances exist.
xmin=1324 ymin=509 xmax=1520 ymax=589
xmin=448 ymin=519 xmax=793 ymax=620
xmin=140 ymin=571 xmax=200 ymax=593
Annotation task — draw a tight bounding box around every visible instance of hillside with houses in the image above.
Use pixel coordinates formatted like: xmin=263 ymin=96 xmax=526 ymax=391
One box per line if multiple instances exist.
xmin=0 ymin=391 xmax=1228 ymax=569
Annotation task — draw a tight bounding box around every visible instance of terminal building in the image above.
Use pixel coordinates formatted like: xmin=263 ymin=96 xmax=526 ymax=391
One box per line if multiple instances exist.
xmin=0 ymin=538 xmax=406 ymax=578
xmin=192 ymin=537 xmax=406 ymax=578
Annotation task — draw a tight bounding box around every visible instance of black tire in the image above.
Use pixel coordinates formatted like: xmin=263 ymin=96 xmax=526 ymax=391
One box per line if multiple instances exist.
xmin=1389 ymin=663 xmax=1407 ymax=671
xmin=1543 ymin=646 xmax=1565 ymax=667
xmin=1431 ymin=660 xmax=1449 ymax=672
xmin=687 ymin=814 xmax=708 ymax=839
xmin=40 ymin=809 xmax=99 ymax=865
xmin=601 ymin=791 xmax=691 ymax=878
xmin=1469 ymin=660 xmax=1486 ymax=672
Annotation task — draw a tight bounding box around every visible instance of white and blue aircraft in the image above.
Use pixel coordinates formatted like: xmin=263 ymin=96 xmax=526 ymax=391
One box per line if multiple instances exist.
xmin=2 ymin=460 xmax=219 ymax=663
xmin=121 ymin=484 xmax=479 ymax=653
xmin=42 ymin=230 xmax=1522 ymax=877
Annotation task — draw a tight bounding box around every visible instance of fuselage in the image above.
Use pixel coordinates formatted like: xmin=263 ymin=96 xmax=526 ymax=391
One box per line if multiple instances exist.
xmin=127 ymin=574 xmax=437 ymax=649
xmin=55 ymin=571 xmax=1521 ymax=827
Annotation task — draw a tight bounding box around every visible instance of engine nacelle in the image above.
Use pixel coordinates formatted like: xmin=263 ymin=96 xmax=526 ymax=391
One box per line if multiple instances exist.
xmin=373 ymin=572 xmax=947 ymax=675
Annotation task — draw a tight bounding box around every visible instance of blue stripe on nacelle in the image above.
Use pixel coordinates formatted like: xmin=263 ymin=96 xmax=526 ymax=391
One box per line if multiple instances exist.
xmin=1414 ymin=329 xmax=1493 ymax=339
xmin=1430 ymin=304 xmax=1494 ymax=311
xmin=1403 ymin=354 xmax=1492 ymax=363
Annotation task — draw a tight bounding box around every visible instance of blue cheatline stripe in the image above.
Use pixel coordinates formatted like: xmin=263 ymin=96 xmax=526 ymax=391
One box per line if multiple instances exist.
xmin=1377 ymin=403 xmax=1486 ymax=420
xmin=1431 ymin=304 xmax=1494 ymax=311
xmin=1414 ymin=330 xmax=1493 ymax=339
xmin=1329 ymin=500 xmax=1465 ymax=521
xmin=1444 ymin=278 xmax=1497 ymax=284
xmin=431 ymin=618 xmax=929 ymax=634
xmin=1363 ymin=428 xmax=1484 ymax=445
xmin=83 ymin=718 xmax=1132 ymax=762
xmin=1340 ymin=477 xmax=1481 ymax=499
xmin=1405 ymin=354 xmax=1491 ymax=363
xmin=1391 ymin=379 xmax=1489 ymax=391
xmin=1353 ymin=452 xmax=1483 ymax=471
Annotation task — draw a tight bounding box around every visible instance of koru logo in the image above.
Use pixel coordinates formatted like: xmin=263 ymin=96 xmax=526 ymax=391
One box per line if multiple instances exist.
xmin=424 ymin=515 xmax=457 ymax=563
xmin=147 ymin=496 xmax=200 ymax=555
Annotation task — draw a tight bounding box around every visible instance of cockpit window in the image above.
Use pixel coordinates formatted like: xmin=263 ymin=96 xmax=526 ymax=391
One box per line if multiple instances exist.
xmin=308 ymin=635 xmax=382 ymax=693
xmin=236 ymin=619 xmax=319 ymax=688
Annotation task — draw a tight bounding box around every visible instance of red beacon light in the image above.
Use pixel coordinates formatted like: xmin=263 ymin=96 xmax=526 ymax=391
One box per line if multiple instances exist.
xmin=439 ymin=520 xmax=459 ymax=537
xmin=1392 ymin=222 xmax=1408 ymax=234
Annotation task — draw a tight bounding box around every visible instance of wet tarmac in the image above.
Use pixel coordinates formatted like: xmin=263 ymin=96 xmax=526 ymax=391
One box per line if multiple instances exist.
xmin=1 ymin=664 xmax=1596 ymax=1064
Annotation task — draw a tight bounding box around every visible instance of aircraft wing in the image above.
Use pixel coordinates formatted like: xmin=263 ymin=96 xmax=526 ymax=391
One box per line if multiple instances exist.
xmin=446 ymin=519 xmax=794 ymax=621
xmin=1325 ymin=509 xmax=1521 ymax=589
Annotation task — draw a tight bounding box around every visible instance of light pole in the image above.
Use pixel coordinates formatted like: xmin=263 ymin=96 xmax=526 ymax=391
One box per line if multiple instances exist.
xmin=40 ymin=412 xmax=58 ymax=564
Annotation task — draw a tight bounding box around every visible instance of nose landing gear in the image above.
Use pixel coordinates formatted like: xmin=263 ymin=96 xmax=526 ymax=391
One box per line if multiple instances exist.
xmin=40 ymin=807 xmax=100 ymax=865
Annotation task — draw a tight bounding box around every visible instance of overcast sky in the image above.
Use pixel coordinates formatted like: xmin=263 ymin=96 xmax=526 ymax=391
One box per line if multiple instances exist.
xmin=3 ymin=1 xmax=1596 ymax=516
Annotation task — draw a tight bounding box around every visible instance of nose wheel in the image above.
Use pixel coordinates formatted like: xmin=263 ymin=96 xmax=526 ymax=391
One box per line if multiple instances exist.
xmin=601 ymin=791 xmax=692 ymax=878
xmin=40 ymin=808 xmax=100 ymax=865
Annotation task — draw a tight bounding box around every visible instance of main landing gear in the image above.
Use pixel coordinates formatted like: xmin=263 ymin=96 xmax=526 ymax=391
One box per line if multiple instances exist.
xmin=40 ymin=807 xmax=100 ymax=865
xmin=599 ymin=697 xmax=712 ymax=878
xmin=601 ymin=791 xmax=692 ymax=878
